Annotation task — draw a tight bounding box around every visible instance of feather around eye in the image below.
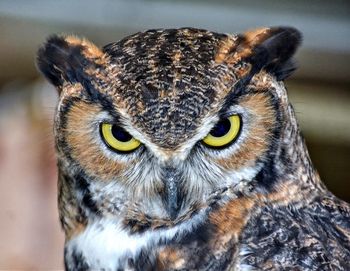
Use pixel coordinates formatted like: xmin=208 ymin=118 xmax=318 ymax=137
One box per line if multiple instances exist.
xmin=203 ymin=115 xmax=241 ymax=148
xmin=100 ymin=123 xmax=141 ymax=153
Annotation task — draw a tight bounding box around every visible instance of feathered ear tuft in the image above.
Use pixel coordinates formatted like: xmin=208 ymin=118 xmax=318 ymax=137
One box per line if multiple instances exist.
xmin=36 ymin=35 xmax=104 ymax=91
xmin=239 ymin=26 xmax=302 ymax=80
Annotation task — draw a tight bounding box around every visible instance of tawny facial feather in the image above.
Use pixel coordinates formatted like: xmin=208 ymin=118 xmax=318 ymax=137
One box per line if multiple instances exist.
xmin=214 ymin=35 xmax=238 ymax=64
xmin=65 ymin=35 xmax=104 ymax=59
xmin=243 ymin=27 xmax=269 ymax=47
xmin=210 ymin=196 xmax=255 ymax=238
xmin=215 ymin=92 xmax=276 ymax=171
xmin=209 ymin=180 xmax=304 ymax=242
xmin=65 ymin=101 xmax=127 ymax=180
xmin=157 ymin=248 xmax=186 ymax=270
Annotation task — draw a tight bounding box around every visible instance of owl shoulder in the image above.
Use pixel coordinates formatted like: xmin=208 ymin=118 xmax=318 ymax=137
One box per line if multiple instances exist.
xmin=238 ymin=193 xmax=350 ymax=270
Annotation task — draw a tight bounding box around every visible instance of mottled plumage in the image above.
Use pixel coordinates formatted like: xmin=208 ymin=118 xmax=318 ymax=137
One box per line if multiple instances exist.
xmin=37 ymin=27 xmax=350 ymax=270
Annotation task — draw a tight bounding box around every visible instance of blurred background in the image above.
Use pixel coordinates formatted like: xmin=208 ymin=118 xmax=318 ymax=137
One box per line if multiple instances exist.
xmin=0 ymin=0 xmax=349 ymax=269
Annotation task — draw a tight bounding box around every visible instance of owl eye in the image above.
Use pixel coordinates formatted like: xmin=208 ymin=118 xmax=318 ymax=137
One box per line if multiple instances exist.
xmin=202 ymin=115 xmax=241 ymax=148
xmin=100 ymin=123 xmax=141 ymax=152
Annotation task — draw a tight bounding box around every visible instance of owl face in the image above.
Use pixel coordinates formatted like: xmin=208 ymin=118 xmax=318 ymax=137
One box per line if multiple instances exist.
xmin=38 ymin=27 xmax=300 ymax=227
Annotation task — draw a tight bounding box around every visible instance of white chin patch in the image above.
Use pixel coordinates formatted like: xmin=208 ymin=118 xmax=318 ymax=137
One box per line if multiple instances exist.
xmin=66 ymin=219 xmax=149 ymax=269
xmin=65 ymin=209 xmax=206 ymax=269
xmin=225 ymin=164 xmax=262 ymax=187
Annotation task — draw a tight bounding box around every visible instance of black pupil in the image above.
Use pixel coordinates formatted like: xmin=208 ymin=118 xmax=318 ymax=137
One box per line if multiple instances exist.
xmin=111 ymin=125 xmax=132 ymax=142
xmin=210 ymin=118 xmax=231 ymax=137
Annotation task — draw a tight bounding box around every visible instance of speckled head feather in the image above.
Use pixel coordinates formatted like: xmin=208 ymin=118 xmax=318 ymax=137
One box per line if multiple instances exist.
xmin=38 ymin=27 xmax=300 ymax=149
xmin=37 ymin=26 xmax=350 ymax=271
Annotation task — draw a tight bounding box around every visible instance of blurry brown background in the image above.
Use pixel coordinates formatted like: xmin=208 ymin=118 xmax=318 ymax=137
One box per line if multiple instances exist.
xmin=0 ymin=0 xmax=349 ymax=269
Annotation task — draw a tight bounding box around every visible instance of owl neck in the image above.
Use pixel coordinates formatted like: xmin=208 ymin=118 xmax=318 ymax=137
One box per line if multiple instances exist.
xmin=257 ymin=101 xmax=324 ymax=193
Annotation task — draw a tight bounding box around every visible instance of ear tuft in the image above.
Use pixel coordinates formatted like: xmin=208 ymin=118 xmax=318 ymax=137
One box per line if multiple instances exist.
xmin=242 ymin=26 xmax=302 ymax=80
xmin=36 ymin=35 xmax=103 ymax=89
xmin=37 ymin=35 xmax=74 ymax=87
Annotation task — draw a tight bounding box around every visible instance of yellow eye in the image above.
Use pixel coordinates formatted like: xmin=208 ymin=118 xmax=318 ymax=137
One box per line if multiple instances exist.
xmin=100 ymin=123 xmax=141 ymax=152
xmin=202 ymin=115 xmax=241 ymax=148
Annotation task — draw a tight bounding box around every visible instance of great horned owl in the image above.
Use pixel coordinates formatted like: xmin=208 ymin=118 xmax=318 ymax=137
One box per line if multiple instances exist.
xmin=37 ymin=27 xmax=350 ymax=270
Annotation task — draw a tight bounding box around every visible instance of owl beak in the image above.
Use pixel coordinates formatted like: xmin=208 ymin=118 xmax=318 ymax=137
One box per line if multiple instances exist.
xmin=162 ymin=166 xmax=182 ymax=220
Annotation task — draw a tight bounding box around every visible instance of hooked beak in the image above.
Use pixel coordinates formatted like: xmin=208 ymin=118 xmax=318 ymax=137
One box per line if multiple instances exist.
xmin=162 ymin=166 xmax=182 ymax=220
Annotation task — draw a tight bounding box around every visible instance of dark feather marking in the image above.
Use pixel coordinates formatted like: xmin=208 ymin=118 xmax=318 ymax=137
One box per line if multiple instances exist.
xmin=239 ymin=196 xmax=350 ymax=270
xmin=37 ymin=35 xmax=106 ymax=101
xmin=75 ymin=172 xmax=100 ymax=214
xmin=249 ymin=27 xmax=302 ymax=80
xmin=64 ymin=246 xmax=90 ymax=271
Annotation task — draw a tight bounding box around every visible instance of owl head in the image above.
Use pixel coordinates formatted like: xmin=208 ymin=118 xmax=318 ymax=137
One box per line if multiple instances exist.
xmin=37 ymin=27 xmax=302 ymax=231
